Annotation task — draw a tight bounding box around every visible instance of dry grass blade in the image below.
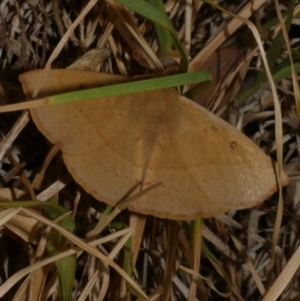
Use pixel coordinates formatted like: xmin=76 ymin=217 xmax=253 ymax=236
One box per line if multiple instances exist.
xmin=262 ymin=246 xmax=300 ymax=301
xmin=188 ymin=219 xmax=202 ymax=301
xmin=105 ymin=0 xmax=163 ymax=70
xmin=189 ymin=0 xmax=267 ymax=70
xmin=230 ymin=233 xmax=265 ymax=295
xmin=179 ymin=265 xmax=231 ymax=298
xmin=0 ymin=110 xmax=30 ymax=161
xmin=32 ymin=0 xmax=100 ymax=98
xmin=32 ymin=144 xmax=60 ymax=190
xmin=0 ymin=207 xmax=21 ymax=226
xmin=36 ymin=173 xmax=72 ymax=201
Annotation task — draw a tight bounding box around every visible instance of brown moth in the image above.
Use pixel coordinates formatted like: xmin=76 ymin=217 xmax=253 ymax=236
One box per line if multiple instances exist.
xmin=19 ymin=69 xmax=289 ymax=220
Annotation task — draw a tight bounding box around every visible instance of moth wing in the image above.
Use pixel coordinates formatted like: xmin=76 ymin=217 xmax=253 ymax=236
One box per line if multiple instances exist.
xmin=130 ymin=95 xmax=288 ymax=220
xmin=20 ymin=69 xmax=143 ymax=205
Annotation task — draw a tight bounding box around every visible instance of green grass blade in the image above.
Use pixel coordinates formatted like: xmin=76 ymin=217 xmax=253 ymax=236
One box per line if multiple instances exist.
xmin=264 ymin=0 xmax=295 ymax=72
xmin=46 ymin=241 xmax=76 ymax=301
xmin=0 ymin=200 xmax=76 ymax=301
xmin=236 ymin=60 xmax=300 ymax=104
xmin=148 ymin=0 xmax=175 ymax=57
xmin=237 ymin=0 xmax=295 ymax=104
xmin=114 ymin=0 xmax=188 ymax=71
xmin=48 ymin=71 xmax=211 ymax=105
xmin=202 ymin=242 xmax=232 ymax=291
xmin=273 ymin=61 xmax=300 ymax=82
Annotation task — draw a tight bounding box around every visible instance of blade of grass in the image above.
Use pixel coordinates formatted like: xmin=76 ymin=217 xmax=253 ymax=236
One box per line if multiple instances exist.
xmin=236 ymin=61 xmax=300 ymax=104
xmin=274 ymin=0 xmax=300 ymax=120
xmin=46 ymin=240 xmax=76 ymax=301
xmin=32 ymin=0 xmax=99 ymax=98
xmin=0 ymin=71 xmax=211 ymax=113
xmin=262 ymin=245 xmax=300 ymax=301
xmin=236 ymin=0 xmax=295 ymax=104
xmin=264 ymin=0 xmax=295 ymax=72
xmin=0 ymin=201 xmax=75 ymax=233
xmin=42 ymin=71 xmax=210 ymax=105
xmin=45 ymin=181 xmax=76 ymax=301
xmin=188 ymin=218 xmax=202 ymax=301
xmin=114 ymin=0 xmax=188 ymax=71
xmin=148 ymin=0 xmax=175 ymax=58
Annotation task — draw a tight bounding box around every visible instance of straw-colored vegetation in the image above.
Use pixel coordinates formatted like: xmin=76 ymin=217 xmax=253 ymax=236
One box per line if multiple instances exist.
xmin=0 ymin=0 xmax=299 ymax=300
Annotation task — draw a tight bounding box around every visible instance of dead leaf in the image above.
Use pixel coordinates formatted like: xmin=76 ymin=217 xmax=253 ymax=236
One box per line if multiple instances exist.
xmin=19 ymin=69 xmax=289 ymax=220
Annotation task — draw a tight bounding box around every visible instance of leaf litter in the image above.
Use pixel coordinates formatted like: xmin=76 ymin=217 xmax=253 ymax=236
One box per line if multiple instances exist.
xmin=0 ymin=1 xmax=299 ymax=300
